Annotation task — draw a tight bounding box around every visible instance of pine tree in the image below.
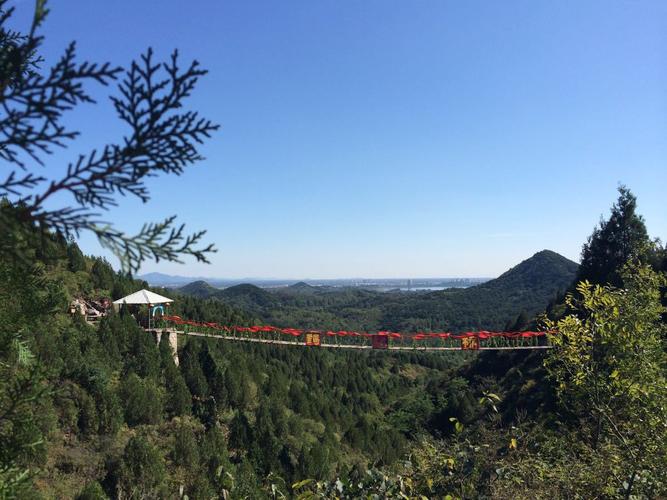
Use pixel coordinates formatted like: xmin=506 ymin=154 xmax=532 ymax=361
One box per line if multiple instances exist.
xmin=229 ymin=411 xmax=253 ymax=450
xmin=119 ymin=374 xmax=163 ymax=426
xmin=90 ymin=259 xmax=115 ymax=291
xmin=577 ymin=186 xmax=652 ymax=287
xmin=172 ymin=422 xmax=199 ymax=468
xmin=159 ymin=336 xmax=191 ymax=417
xmin=116 ymin=436 xmax=166 ymax=498
xmin=66 ymin=240 xmax=87 ymax=273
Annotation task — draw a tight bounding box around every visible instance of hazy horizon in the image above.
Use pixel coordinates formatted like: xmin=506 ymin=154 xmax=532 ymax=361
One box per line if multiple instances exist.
xmin=139 ymin=271 xmax=495 ymax=281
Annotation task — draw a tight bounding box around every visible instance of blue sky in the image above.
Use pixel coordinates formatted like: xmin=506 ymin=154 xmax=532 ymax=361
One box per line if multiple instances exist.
xmin=11 ymin=0 xmax=667 ymax=278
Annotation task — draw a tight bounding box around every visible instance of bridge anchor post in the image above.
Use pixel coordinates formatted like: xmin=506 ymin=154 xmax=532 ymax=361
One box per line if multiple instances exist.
xmin=153 ymin=329 xmax=179 ymax=366
xmin=169 ymin=330 xmax=179 ymax=366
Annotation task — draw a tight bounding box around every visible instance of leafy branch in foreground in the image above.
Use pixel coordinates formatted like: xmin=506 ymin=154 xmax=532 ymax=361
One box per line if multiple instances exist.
xmin=544 ymin=263 xmax=667 ymax=498
xmin=0 ymin=0 xmax=218 ymax=273
xmin=95 ymin=216 xmax=215 ymax=270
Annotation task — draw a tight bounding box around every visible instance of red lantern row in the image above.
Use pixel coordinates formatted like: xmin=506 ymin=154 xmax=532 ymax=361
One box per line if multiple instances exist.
xmin=160 ymin=315 xmax=555 ymax=341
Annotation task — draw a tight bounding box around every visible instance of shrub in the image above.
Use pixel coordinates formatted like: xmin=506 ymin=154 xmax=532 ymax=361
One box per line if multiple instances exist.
xmin=119 ymin=374 xmax=163 ymax=426
xmin=116 ymin=436 xmax=166 ymax=498
xmin=75 ymin=481 xmax=107 ymax=500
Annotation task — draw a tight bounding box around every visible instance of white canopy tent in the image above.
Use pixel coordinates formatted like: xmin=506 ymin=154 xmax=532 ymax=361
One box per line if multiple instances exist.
xmin=113 ymin=289 xmax=174 ymax=306
xmin=113 ymin=289 xmax=173 ymax=329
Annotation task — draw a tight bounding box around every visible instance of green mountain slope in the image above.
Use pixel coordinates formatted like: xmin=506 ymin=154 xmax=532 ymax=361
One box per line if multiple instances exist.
xmin=380 ymin=250 xmax=578 ymax=332
xmin=216 ymin=283 xmax=279 ymax=309
xmin=178 ymin=280 xmax=219 ymax=298
xmin=479 ymin=249 xmax=578 ymax=292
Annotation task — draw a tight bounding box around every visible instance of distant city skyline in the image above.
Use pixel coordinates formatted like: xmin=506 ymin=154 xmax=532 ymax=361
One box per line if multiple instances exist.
xmin=16 ymin=0 xmax=667 ymax=278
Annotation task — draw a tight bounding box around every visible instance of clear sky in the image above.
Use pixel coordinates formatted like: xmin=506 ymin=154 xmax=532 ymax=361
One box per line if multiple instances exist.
xmin=11 ymin=0 xmax=667 ymax=278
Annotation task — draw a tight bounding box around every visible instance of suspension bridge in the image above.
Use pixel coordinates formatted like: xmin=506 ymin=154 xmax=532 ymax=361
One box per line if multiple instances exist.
xmin=151 ymin=315 xmax=556 ymax=353
xmin=111 ymin=290 xmax=556 ymax=366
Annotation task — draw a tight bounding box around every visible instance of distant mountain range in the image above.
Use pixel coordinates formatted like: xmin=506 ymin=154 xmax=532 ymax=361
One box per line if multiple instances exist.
xmin=173 ymin=250 xmax=578 ymax=332
xmin=138 ymin=272 xmax=240 ymax=288
xmin=139 ymin=272 xmax=489 ymax=290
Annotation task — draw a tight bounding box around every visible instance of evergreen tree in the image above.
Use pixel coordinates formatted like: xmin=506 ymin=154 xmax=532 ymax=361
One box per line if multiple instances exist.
xmin=180 ymin=341 xmax=209 ymax=398
xmin=229 ymin=411 xmax=253 ymax=450
xmin=0 ymin=258 xmax=56 ymax=496
xmin=577 ymin=186 xmax=651 ymax=287
xmin=0 ymin=0 xmax=218 ymax=273
xmin=172 ymin=422 xmax=199 ymax=468
xmin=159 ymin=336 xmax=192 ymax=417
xmin=254 ymin=400 xmax=281 ymax=474
xmin=123 ymin=323 xmax=161 ymax=379
xmin=90 ymin=259 xmax=115 ymax=292
xmin=198 ymin=426 xmax=235 ymax=494
xmin=66 ymin=241 xmax=87 ymax=273
xmin=232 ymin=459 xmax=263 ymax=499
xmin=116 ymin=436 xmax=166 ymax=498
xmin=119 ymin=374 xmax=163 ymax=426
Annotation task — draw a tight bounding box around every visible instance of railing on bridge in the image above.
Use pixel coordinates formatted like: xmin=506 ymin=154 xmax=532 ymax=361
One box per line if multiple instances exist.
xmin=155 ymin=315 xmax=556 ymax=351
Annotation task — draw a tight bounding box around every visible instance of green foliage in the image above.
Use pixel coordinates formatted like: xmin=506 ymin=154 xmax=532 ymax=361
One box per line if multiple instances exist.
xmin=173 ymin=422 xmax=199 ymax=468
xmin=90 ymin=258 xmax=114 ymax=292
xmin=122 ymin=322 xmax=162 ymax=379
xmin=0 ymin=0 xmax=217 ymax=273
xmin=66 ymin=240 xmax=87 ymax=273
xmin=116 ymin=436 xmax=166 ymax=498
xmin=160 ymin=337 xmax=192 ymax=418
xmin=199 ymin=426 xmax=235 ymax=494
xmin=577 ymin=186 xmax=652 ymax=287
xmin=179 ymin=341 xmax=210 ymax=398
xmin=0 ymin=259 xmax=56 ymax=496
xmin=232 ymin=459 xmax=264 ymax=499
xmin=229 ymin=411 xmax=253 ymax=451
xmin=75 ymin=481 xmax=107 ymax=500
xmin=544 ymin=263 xmax=667 ymax=497
xmin=427 ymin=376 xmax=479 ymax=434
xmin=119 ymin=374 xmax=163 ymax=426
xmin=71 ymin=365 xmax=123 ymax=436
xmin=0 ymin=466 xmax=33 ymax=500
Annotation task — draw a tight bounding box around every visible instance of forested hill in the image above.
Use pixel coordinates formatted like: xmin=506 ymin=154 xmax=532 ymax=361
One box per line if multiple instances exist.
xmin=218 ymin=283 xmax=280 ymax=309
xmin=178 ymin=280 xmax=219 ymax=298
xmin=379 ymin=250 xmax=578 ymax=332
xmin=177 ymin=250 xmax=578 ymax=333
xmin=478 ymin=249 xmax=578 ymax=293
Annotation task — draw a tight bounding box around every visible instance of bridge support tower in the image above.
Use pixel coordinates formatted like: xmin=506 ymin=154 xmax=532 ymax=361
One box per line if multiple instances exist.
xmin=154 ymin=330 xmax=179 ymax=366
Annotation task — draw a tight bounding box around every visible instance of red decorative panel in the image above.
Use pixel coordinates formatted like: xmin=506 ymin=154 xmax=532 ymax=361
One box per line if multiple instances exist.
xmin=372 ymin=335 xmax=389 ymax=350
